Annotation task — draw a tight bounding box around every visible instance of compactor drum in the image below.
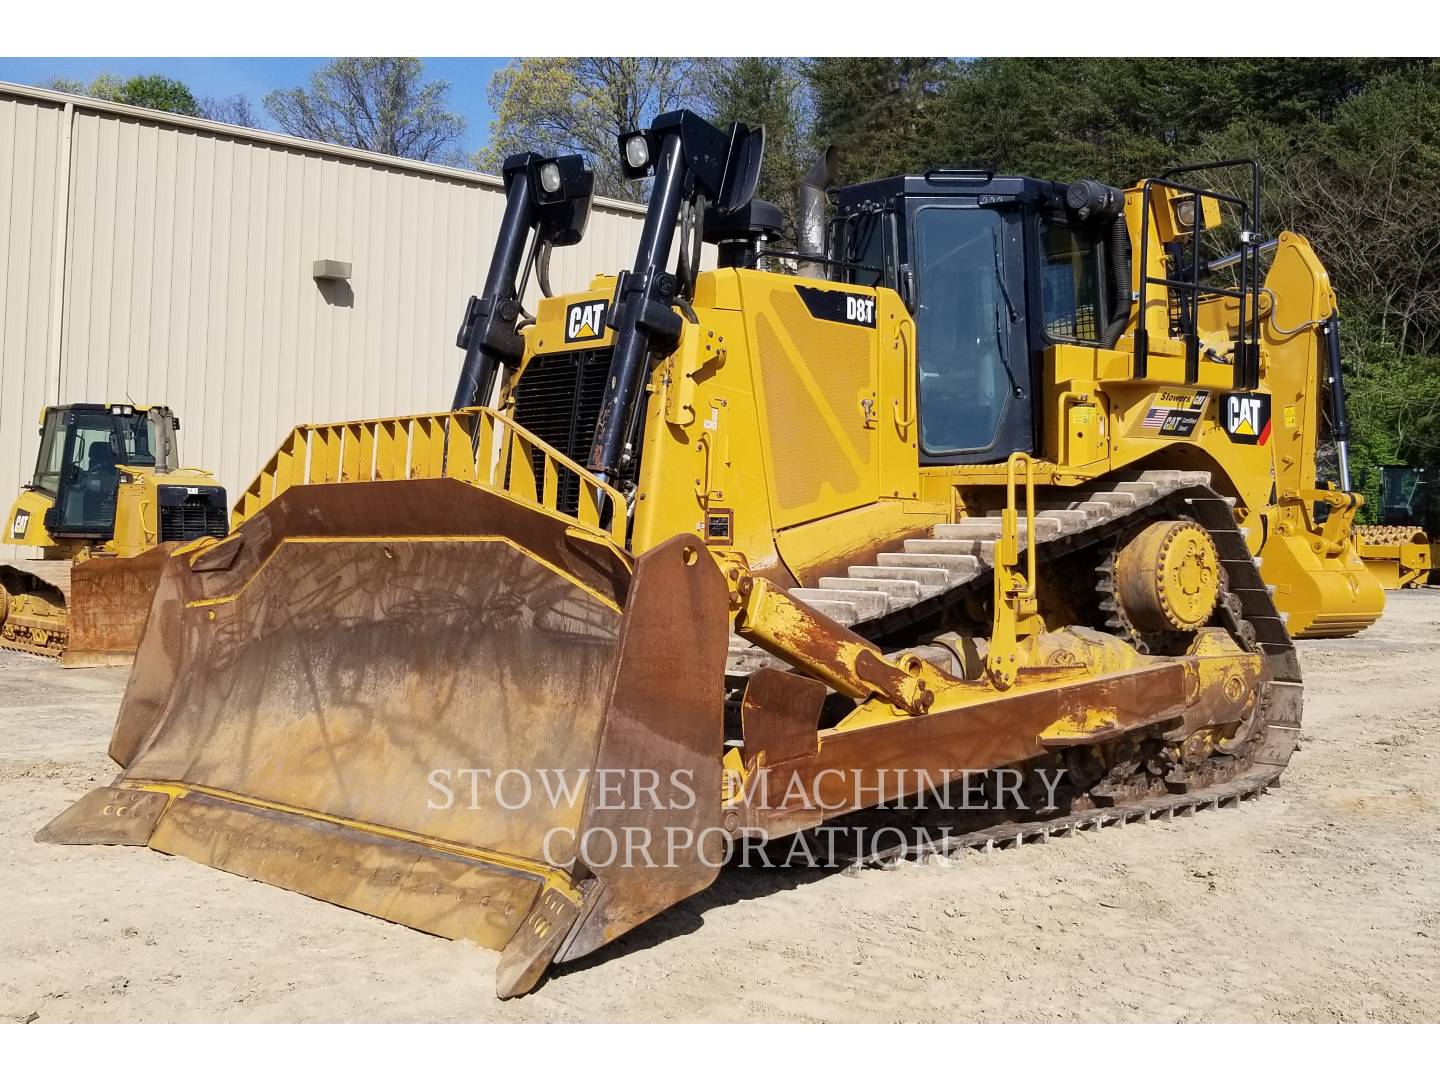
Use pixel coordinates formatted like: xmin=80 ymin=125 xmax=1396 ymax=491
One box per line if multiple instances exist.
xmin=46 ymin=119 xmax=1310 ymax=996
xmin=1354 ymin=466 xmax=1437 ymax=589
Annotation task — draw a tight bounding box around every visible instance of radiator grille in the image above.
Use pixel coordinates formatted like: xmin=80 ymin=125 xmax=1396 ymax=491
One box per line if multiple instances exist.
xmin=512 ymin=349 xmax=615 ymax=515
xmin=158 ymin=492 xmax=228 ymax=542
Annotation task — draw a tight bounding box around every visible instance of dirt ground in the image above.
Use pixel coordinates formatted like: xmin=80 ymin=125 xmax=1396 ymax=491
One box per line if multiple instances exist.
xmin=2 ymin=591 xmax=1438 ymax=1023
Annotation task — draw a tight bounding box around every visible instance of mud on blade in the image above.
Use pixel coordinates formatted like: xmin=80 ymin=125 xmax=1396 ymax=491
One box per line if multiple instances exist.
xmin=63 ymin=544 xmax=179 ymax=667
xmin=40 ymin=478 xmax=731 ymax=998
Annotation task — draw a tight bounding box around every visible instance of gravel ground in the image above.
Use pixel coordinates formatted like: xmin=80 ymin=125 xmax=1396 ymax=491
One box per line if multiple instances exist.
xmin=2 ymin=591 xmax=1437 ymax=1022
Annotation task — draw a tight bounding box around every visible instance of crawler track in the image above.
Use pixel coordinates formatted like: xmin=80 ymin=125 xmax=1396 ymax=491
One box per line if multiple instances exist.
xmin=0 ymin=562 xmax=70 ymax=658
xmin=729 ymin=470 xmax=1303 ymax=863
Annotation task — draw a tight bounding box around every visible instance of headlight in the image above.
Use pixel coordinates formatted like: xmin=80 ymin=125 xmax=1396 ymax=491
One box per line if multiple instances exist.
xmin=538 ymin=162 xmax=562 ymax=195
xmin=624 ymin=133 xmax=650 ymax=171
xmin=1174 ymin=195 xmax=1197 ymax=229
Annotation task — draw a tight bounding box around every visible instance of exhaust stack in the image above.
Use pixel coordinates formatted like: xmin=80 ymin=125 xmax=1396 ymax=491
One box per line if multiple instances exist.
xmin=797 ymin=146 xmax=839 ymax=279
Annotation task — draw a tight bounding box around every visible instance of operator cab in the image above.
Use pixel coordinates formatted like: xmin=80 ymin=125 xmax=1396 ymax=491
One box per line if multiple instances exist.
xmin=31 ymin=404 xmax=180 ymax=539
xmin=827 ymin=171 xmax=1127 ymax=466
xmin=1379 ymin=465 xmax=1434 ymax=531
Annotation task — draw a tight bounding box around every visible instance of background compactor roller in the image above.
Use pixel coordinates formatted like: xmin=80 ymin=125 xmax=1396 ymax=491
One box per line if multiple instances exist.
xmin=2 ymin=403 xmax=227 ymax=664
xmin=1353 ymin=464 xmax=1436 ymax=589
xmin=47 ymin=114 xmax=1310 ymax=997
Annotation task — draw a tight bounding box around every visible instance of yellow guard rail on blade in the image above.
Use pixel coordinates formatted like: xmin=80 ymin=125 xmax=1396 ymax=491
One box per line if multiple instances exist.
xmin=232 ymin=407 xmax=627 ymax=544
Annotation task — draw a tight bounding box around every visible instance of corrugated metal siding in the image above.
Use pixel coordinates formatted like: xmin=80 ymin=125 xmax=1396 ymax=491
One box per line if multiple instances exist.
xmin=0 ymin=95 xmax=66 ymax=561
xmin=0 ymin=84 xmax=647 ymax=560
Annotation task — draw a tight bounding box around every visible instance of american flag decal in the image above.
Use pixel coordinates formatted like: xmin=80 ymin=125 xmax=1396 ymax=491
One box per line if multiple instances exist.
xmin=1141 ymin=408 xmax=1167 ymax=430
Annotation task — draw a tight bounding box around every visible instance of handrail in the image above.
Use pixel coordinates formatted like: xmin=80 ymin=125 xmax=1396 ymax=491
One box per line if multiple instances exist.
xmin=987 ymin=452 xmax=1040 ymax=690
xmin=892 ymin=320 xmax=916 ymax=436
xmin=1003 ymin=451 xmax=1038 ymax=604
xmin=1135 ymin=159 xmax=1263 ymax=390
xmin=232 ymin=407 xmax=626 ymax=544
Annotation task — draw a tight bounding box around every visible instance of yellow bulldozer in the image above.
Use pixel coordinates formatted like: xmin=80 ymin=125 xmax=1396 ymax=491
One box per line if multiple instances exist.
xmin=1353 ymin=465 xmax=1436 ymax=590
xmin=2 ymin=403 xmax=228 ymax=665
xmin=48 ymin=112 xmax=1363 ymax=997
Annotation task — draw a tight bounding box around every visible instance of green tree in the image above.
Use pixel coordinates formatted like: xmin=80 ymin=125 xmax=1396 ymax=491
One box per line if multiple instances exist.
xmin=115 ymin=74 xmax=202 ymax=116
xmin=264 ymin=58 xmax=465 ymax=162
xmin=803 ymin=57 xmax=953 ymax=185
xmin=46 ymin=73 xmax=202 ymax=117
xmin=931 ymin=58 xmax=1244 ymax=184
xmin=927 ymin=58 xmax=1423 ymax=189
xmin=479 ymin=58 xmax=695 ymax=199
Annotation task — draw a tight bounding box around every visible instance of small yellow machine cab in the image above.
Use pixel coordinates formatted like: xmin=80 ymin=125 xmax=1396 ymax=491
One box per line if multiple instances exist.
xmin=1355 ymin=464 xmax=1437 ymax=589
xmin=2 ymin=403 xmax=227 ymax=663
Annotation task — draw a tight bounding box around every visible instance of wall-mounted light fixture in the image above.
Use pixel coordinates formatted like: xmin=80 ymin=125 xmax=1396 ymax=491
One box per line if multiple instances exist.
xmin=312 ymin=259 xmax=352 ymax=281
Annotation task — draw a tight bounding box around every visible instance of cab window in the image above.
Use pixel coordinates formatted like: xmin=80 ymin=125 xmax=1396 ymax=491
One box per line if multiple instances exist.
xmin=835 ymin=211 xmax=891 ymax=288
xmin=913 ymin=205 xmax=1017 ymax=455
xmin=32 ymin=411 xmax=66 ymax=496
xmin=55 ymin=413 xmax=123 ymax=533
xmin=119 ymin=412 xmax=160 ymax=466
xmin=1039 ymin=218 xmax=1105 ymax=343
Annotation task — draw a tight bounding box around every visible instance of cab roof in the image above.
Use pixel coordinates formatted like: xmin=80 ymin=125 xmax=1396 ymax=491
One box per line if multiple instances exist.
xmin=835 ymin=172 xmax=1072 ymax=215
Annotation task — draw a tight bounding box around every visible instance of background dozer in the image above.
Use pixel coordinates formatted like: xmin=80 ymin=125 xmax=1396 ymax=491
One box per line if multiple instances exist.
xmin=44 ymin=115 xmax=1303 ymax=999
xmin=2 ymin=403 xmax=228 ymax=665
xmin=1354 ymin=464 xmax=1437 ymax=589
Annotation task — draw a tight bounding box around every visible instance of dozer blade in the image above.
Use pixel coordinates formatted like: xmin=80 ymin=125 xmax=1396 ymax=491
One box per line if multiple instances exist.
xmin=40 ymin=478 xmax=731 ymax=998
xmin=63 ymin=544 xmax=181 ymax=667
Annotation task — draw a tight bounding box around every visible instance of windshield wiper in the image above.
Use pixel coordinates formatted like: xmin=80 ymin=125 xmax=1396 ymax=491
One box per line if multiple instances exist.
xmin=992 ymin=231 xmax=1019 ymax=324
xmin=993 ymin=302 xmax=1024 ymax=400
xmin=988 ymin=230 xmax=1023 ymax=398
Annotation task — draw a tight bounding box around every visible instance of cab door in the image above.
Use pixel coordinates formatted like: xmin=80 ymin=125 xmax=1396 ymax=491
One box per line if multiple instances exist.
xmin=908 ymin=200 xmax=1034 ymax=465
xmin=49 ymin=410 xmax=123 ymax=538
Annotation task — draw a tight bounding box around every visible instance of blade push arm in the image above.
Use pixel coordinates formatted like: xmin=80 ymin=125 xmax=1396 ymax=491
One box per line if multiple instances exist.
xmin=715 ymin=551 xmax=954 ymax=716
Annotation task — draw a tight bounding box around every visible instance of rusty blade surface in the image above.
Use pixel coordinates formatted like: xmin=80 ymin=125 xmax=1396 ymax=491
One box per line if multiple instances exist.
xmin=45 ymin=479 xmax=732 ymax=998
xmin=116 ymin=479 xmax=631 ymax=862
xmin=150 ymin=792 xmax=549 ymax=953
xmin=64 ymin=544 xmax=180 ymax=667
xmin=553 ymin=535 xmax=729 ymax=968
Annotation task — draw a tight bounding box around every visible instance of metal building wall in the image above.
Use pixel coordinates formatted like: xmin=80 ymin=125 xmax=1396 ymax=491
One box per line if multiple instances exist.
xmin=0 ymin=82 xmax=646 ymax=559
xmin=0 ymin=92 xmax=68 ymax=561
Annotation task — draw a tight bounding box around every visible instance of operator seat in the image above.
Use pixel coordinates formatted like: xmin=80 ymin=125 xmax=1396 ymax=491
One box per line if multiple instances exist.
xmin=81 ymin=441 xmax=120 ymax=526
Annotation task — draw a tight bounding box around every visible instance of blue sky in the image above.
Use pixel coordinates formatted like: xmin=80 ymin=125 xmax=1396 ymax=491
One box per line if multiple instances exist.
xmin=0 ymin=57 xmax=508 ymax=151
